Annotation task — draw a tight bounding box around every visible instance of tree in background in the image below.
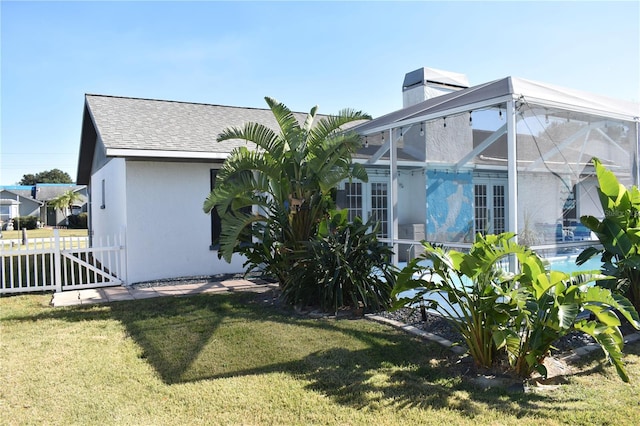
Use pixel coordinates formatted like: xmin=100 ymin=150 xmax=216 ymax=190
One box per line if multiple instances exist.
xmin=19 ymin=169 xmax=73 ymax=185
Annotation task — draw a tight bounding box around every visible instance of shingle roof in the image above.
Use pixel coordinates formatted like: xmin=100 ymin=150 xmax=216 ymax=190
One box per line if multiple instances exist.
xmin=85 ymin=95 xmax=315 ymax=153
xmin=0 ymin=185 xmax=85 ymax=202
xmin=78 ymin=95 xmax=338 ymax=183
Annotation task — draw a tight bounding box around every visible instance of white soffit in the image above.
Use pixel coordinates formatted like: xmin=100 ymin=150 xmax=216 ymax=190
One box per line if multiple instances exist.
xmin=106 ymin=148 xmax=230 ymax=160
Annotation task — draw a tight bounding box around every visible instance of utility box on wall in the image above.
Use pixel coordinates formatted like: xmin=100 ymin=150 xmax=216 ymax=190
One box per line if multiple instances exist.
xmin=398 ymin=223 xmax=425 ymax=262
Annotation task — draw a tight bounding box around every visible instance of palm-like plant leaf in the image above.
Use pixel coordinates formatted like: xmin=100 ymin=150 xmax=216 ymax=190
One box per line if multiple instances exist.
xmin=204 ymin=96 xmax=370 ymax=288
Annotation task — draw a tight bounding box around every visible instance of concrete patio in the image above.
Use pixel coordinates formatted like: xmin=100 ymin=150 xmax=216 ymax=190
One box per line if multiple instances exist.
xmin=51 ymin=279 xmax=279 ymax=307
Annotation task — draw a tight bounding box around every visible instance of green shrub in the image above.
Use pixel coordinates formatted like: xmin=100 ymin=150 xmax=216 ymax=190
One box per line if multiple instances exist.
xmin=282 ymin=210 xmax=397 ymax=313
xmin=12 ymin=216 xmax=39 ymax=230
xmin=577 ymin=157 xmax=640 ymax=313
xmin=393 ymin=232 xmax=640 ymax=381
xmin=67 ymin=213 xmax=88 ymax=229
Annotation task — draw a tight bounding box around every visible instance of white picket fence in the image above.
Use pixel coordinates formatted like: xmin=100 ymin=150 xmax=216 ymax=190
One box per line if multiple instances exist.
xmin=0 ymin=230 xmax=126 ymax=294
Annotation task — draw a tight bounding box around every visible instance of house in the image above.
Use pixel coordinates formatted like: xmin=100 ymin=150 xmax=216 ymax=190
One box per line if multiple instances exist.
xmin=77 ymin=68 xmax=639 ymax=284
xmin=0 ymin=184 xmax=88 ymax=229
xmin=77 ymin=96 xmax=317 ymax=283
xmin=0 ymin=187 xmax=41 ymax=230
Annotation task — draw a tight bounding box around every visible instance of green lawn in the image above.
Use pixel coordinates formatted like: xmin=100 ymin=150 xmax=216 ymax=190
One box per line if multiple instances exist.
xmin=1 ymin=228 xmax=88 ymax=240
xmin=1 ymin=291 xmax=639 ymax=425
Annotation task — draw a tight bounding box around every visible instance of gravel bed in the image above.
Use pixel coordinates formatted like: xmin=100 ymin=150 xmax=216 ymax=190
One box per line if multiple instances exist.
xmin=131 ymin=273 xmax=261 ymax=289
xmin=376 ymin=306 xmax=597 ymax=355
xmin=130 ymin=275 xmax=628 ymax=356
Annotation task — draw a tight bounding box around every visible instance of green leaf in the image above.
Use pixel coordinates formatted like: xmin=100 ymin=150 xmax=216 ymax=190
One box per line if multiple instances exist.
xmin=575 ymin=320 xmax=629 ymax=382
xmin=557 ymin=303 xmax=579 ymax=329
xmin=576 ymin=246 xmax=602 ymax=265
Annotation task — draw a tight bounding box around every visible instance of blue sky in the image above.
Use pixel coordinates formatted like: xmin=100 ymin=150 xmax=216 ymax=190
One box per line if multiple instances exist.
xmin=1 ymin=1 xmax=639 ymax=185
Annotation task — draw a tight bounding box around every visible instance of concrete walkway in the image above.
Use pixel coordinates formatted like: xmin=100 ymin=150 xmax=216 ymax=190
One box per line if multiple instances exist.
xmin=51 ymin=279 xmax=279 ymax=307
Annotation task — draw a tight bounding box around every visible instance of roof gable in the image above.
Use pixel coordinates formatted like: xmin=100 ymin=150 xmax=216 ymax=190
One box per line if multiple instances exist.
xmin=77 ymin=95 xmax=319 ymax=183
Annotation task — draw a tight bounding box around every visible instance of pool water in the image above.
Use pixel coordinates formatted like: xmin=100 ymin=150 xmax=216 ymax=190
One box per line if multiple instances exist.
xmin=545 ymin=255 xmax=602 ymax=274
xmin=397 ymin=254 xmax=605 ymax=313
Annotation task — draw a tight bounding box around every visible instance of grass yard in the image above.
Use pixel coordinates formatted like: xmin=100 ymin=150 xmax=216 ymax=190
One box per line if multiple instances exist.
xmin=1 ymin=291 xmax=639 ymax=425
xmin=1 ymin=228 xmax=88 ymax=240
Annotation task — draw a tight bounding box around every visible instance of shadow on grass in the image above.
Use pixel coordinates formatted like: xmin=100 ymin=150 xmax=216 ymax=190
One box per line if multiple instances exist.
xmin=3 ymin=291 xmax=591 ymax=420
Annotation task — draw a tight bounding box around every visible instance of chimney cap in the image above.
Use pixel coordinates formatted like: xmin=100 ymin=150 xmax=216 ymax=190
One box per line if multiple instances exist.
xmin=403 ymin=67 xmax=470 ymax=91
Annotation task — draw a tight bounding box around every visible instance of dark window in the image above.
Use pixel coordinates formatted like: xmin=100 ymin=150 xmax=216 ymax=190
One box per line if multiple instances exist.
xmin=210 ymin=169 xmax=252 ymax=250
xmin=562 ymin=185 xmax=577 ymax=226
xmin=210 ymin=170 xmax=222 ymax=249
xmin=100 ymin=179 xmax=106 ymax=209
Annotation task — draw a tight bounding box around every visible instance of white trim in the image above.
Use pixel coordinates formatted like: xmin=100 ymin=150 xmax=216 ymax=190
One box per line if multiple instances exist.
xmin=389 ymin=128 xmax=398 ymax=264
xmin=354 ymin=158 xmax=430 ymax=169
xmin=507 ymin=100 xmax=518 ymax=243
xmin=106 ymin=148 xmax=230 ymax=160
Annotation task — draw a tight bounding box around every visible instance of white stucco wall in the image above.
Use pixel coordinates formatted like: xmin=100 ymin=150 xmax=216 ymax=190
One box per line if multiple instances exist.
xmin=124 ymin=161 xmax=245 ymax=284
xmin=90 ymin=158 xmax=128 ymax=241
xmin=518 ymin=172 xmax=569 ymax=245
xmin=397 ymin=171 xmax=426 ymax=226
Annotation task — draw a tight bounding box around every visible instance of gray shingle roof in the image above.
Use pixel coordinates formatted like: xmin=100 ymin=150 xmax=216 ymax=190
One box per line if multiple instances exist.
xmin=85 ymin=95 xmax=313 ymax=154
xmin=78 ymin=94 xmax=369 ymax=183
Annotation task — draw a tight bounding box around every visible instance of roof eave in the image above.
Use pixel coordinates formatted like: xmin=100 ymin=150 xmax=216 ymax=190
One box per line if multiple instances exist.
xmin=104 ymin=148 xmax=230 ymax=160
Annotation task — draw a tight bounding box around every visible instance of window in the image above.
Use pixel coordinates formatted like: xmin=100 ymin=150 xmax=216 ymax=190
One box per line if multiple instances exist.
xmin=0 ymin=205 xmax=10 ymax=224
xmin=339 ymin=179 xmax=390 ymax=239
xmin=100 ymin=179 xmax=106 ymax=209
xmin=562 ymin=185 xmax=577 ymax=226
xmin=474 ymin=181 xmax=507 ymax=235
xmin=210 ymin=170 xmax=222 ymax=249
xmin=474 ymin=184 xmax=488 ymax=235
xmin=370 ymin=182 xmax=389 ymax=238
xmin=343 ymin=182 xmax=362 ymax=222
xmin=210 ymin=169 xmax=252 ymax=250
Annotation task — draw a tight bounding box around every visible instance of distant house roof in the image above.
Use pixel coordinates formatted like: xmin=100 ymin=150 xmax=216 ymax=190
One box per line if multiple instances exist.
xmin=0 ymin=184 xmax=85 ymax=203
xmin=354 ymin=76 xmax=640 ymax=136
xmin=33 ymin=184 xmax=86 ymax=202
xmin=0 ymin=186 xmax=33 ymax=199
xmin=0 ymin=188 xmax=43 ymax=208
xmin=77 ymin=95 xmax=332 ymax=184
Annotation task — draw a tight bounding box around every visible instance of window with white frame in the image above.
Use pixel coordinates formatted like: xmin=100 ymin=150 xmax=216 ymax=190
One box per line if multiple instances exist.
xmin=0 ymin=205 xmax=10 ymax=224
xmin=474 ymin=180 xmax=507 ymax=235
xmin=339 ymin=178 xmax=390 ymax=238
xmin=370 ymin=182 xmax=389 ymax=238
xmin=343 ymin=182 xmax=362 ymax=222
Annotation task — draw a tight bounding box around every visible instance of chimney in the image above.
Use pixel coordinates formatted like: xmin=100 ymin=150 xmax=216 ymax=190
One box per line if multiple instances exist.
xmin=402 ymin=67 xmax=469 ymax=108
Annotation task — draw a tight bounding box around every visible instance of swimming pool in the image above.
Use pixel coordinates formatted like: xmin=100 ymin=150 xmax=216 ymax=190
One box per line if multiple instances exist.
xmin=544 ymin=255 xmax=602 ymax=274
xmin=396 ymin=254 xmax=605 ymax=313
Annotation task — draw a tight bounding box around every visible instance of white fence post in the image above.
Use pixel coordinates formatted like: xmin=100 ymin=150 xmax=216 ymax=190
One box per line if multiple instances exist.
xmin=53 ymin=229 xmax=63 ymax=292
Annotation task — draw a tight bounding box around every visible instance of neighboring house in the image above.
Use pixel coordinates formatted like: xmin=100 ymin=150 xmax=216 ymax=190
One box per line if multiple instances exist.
xmin=0 ymin=188 xmax=42 ymax=230
xmin=77 ymin=67 xmax=639 ymax=284
xmin=0 ymin=184 xmax=87 ymax=228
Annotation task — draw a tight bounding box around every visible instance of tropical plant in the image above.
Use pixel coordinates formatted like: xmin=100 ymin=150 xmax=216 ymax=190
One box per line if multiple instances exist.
xmin=577 ymin=157 xmax=640 ymax=312
xmin=392 ymin=233 xmax=526 ymax=368
xmin=203 ymin=97 xmax=370 ymax=288
xmin=282 ymin=209 xmax=396 ymax=313
xmin=493 ymin=266 xmax=640 ymax=381
xmin=49 ymin=190 xmax=84 ymax=226
xmin=393 ymin=232 xmax=640 ymax=381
